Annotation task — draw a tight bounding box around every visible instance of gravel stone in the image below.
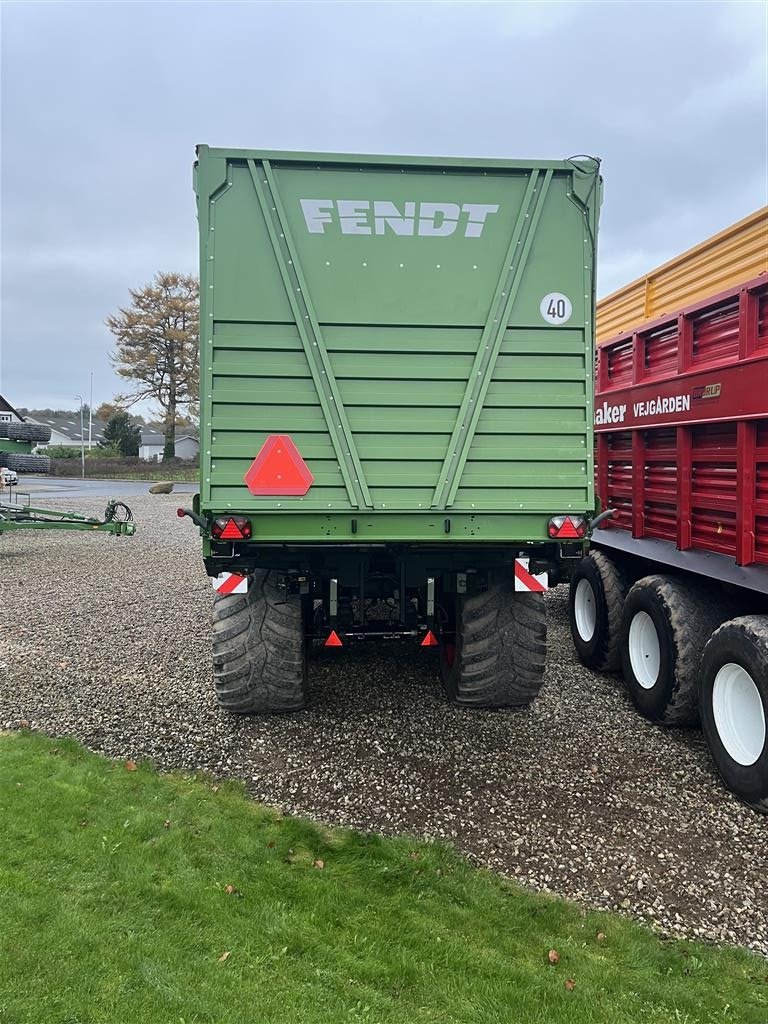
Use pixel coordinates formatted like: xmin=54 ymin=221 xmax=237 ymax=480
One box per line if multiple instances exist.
xmin=1 ymin=495 xmax=766 ymax=955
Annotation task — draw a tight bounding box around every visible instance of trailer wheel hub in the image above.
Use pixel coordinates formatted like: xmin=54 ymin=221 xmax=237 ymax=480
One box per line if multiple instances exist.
xmin=628 ymin=610 xmax=660 ymax=689
xmin=712 ymin=663 xmax=766 ymax=766
xmin=573 ymin=578 xmax=597 ymax=642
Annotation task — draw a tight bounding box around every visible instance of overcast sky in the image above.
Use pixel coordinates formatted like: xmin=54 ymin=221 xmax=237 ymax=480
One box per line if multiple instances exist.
xmin=1 ymin=0 xmax=766 ymax=411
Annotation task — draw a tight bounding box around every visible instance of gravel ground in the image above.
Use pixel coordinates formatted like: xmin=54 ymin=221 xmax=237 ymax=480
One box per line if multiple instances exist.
xmin=1 ymin=494 xmax=766 ymax=955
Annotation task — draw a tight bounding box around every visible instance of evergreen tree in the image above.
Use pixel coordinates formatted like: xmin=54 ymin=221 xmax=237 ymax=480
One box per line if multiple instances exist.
xmin=100 ymin=412 xmax=141 ymax=456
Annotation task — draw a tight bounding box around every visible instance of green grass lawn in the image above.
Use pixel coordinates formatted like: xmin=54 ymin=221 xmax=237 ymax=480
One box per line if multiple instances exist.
xmin=1 ymin=732 xmax=765 ymax=1024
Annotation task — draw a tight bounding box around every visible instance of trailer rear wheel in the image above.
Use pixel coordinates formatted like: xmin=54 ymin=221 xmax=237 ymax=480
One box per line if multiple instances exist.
xmin=212 ymin=570 xmax=306 ymax=714
xmin=620 ymin=575 xmax=723 ymax=726
xmin=568 ymin=551 xmax=629 ymax=671
xmin=440 ymin=572 xmax=547 ymax=708
xmin=699 ymin=616 xmax=768 ymax=812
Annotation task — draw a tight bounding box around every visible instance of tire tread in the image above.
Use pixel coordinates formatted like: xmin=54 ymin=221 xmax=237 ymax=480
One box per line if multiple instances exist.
xmin=449 ymin=573 xmax=547 ymax=708
xmin=700 ymin=615 xmax=768 ymax=813
xmin=622 ymin=575 xmax=731 ymax=726
xmin=212 ymin=570 xmax=305 ymax=714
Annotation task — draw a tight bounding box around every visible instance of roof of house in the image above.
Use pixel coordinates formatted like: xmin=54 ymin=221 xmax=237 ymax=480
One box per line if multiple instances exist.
xmin=0 ymin=395 xmax=25 ymax=420
xmin=143 ymin=421 xmax=199 ymax=435
xmin=140 ymin=432 xmax=199 ymax=446
xmin=25 ymin=410 xmax=107 ymax=444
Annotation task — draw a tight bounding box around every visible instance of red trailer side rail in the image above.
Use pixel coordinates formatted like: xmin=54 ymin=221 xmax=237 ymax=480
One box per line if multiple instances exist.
xmin=592 ymin=275 xmax=768 ymax=592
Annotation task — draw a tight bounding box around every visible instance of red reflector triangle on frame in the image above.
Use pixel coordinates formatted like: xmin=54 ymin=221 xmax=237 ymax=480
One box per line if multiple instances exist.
xmin=556 ymin=517 xmax=582 ymax=539
xmin=244 ymin=435 xmax=314 ymax=496
xmin=324 ymin=630 xmax=343 ymax=647
xmin=219 ymin=519 xmax=244 ymax=540
xmin=421 ymin=630 xmax=439 ymax=647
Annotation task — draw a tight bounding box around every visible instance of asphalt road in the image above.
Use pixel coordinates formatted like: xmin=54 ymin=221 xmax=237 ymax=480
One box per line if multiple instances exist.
xmin=5 ymin=476 xmax=198 ymax=501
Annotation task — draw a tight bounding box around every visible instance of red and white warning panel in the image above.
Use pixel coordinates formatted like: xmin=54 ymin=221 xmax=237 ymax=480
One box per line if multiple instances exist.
xmin=244 ymin=435 xmax=314 ymax=496
xmin=514 ymin=558 xmax=548 ymax=593
xmin=212 ymin=572 xmax=248 ymax=596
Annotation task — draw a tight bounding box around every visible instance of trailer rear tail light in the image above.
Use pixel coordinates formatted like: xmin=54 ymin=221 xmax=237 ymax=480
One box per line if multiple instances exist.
xmin=211 ymin=516 xmax=252 ymax=541
xmin=548 ymin=515 xmax=586 ymax=539
xmin=324 ymin=630 xmax=343 ymax=647
xmin=420 ymin=630 xmax=439 ymax=647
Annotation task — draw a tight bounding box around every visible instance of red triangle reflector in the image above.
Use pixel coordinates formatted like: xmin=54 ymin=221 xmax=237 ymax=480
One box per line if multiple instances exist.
xmin=557 ymin=517 xmax=581 ymax=539
xmin=244 ymin=435 xmax=314 ymax=496
xmin=421 ymin=630 xmax=439 ymax=647
xmin=324 ymin=630 xmax=343 ymax=647
xmin=219 ymin=519 xmax=243 ymax=540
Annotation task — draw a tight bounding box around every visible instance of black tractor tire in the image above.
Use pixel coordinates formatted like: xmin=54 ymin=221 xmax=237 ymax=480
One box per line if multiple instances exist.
xmin=0 ymin=452 xmax=51 ymax=474
xmin=620 ymin=575 xmax=727 ymax=726
xmin=699 ymin=616 xmax=768 ymax=813
xmin=439 ymin=571 xmax=547 ymax=708
xmin=568 ymin=550 xmax=629 ymax=671
xmin=212 ymin=569 xmax=306 ymax=714
xmin=0 ymin=422 xmax=52 ymax=443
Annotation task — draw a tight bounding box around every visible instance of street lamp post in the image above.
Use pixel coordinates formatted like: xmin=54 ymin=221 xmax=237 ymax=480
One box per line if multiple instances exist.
xmin=75 ymin=394 xmax=85 ymax=479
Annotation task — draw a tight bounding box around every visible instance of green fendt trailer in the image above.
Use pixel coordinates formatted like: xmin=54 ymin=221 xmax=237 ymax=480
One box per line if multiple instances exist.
xmin=187 ymin=147 xmax=601 ymax=713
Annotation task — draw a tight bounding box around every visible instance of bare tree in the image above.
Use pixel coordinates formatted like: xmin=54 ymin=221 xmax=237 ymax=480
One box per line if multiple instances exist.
xmin=106 ymin=272 xmax=199 ymax=458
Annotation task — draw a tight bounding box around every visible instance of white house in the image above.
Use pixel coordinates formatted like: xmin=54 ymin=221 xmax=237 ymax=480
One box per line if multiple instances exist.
xmin=174 ymin=435 xmax=200 ymax=460
xmin=139 ymin=432 xmax=199 ymax=461
xmin=0 ymin=395 xmax=25 ymax=424
xmin=139 ymin=432 xmax=163 ymax=461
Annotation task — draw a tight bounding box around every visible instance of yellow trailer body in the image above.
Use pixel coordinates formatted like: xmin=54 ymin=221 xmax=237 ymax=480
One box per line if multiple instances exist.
xmin=597 ymin=207 xmax=768 ymax=343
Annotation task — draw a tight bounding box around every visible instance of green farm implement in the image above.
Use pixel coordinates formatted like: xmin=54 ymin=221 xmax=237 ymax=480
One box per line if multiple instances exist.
xmin=0 ymin=498 xmax=135 ymax=537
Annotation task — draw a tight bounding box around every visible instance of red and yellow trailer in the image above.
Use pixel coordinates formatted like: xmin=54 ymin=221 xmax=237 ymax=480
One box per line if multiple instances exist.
xmin=569 ymin=210 xmax=768 ymax=812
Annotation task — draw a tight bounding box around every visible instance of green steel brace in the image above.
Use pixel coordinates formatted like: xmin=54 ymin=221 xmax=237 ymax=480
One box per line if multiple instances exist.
xmin=247 ymin=159 xmax=372 ymax=511
xmin=431 ymin=168 xmax=553 ymax=510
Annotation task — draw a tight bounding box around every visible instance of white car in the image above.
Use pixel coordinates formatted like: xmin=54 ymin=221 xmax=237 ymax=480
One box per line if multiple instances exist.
xmin=0 ymin=467 xmax=19 ymax=486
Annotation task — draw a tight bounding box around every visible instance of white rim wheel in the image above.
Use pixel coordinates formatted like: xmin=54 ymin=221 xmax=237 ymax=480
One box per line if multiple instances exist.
xmin=628 ymin=610 xmax=660 ymax=689
xmin=712 ymin=663 xmax=766 ymax=766
xmin=574 ymin=578 xmax=597 ymax=642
